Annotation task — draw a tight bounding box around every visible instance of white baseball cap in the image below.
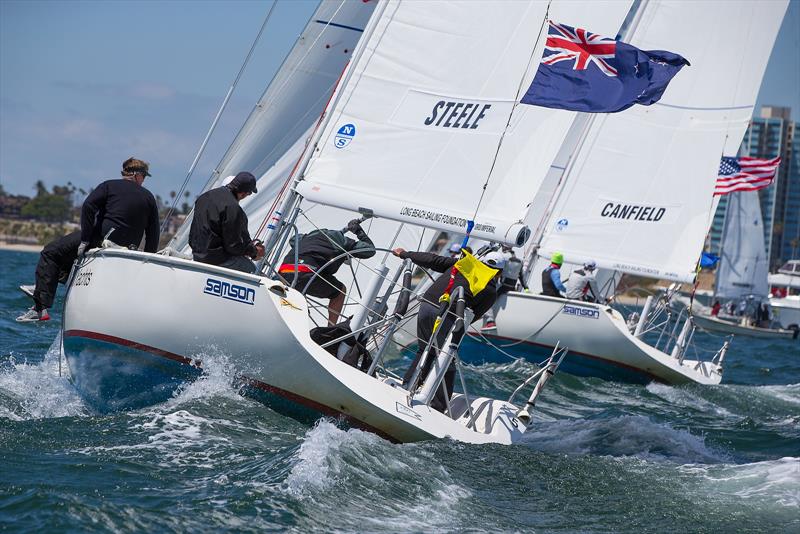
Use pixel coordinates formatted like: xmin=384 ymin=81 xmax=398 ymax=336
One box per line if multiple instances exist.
xmin=482 ymin=251 xmax=507 ymax=270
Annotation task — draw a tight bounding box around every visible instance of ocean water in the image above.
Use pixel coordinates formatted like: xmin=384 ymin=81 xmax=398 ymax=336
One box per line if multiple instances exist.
xmin=1 ymin=249 xmax=798 ymax=533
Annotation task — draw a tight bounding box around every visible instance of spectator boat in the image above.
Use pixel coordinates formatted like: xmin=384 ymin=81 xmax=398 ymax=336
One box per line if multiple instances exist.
xmin=768 ymin=260 xmax=800 ymax=330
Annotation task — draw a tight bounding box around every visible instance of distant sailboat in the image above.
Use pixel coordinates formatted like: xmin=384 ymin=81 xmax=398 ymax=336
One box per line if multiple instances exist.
xmin=693 ymin=191 xmax=797 ymax=339
xmin=458 ymin=0 xmax=790 ymax=383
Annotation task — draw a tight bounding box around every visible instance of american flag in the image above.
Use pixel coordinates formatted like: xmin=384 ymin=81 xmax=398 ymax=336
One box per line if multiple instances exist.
xmin=714 ymin=156 xmax=781 ymax=196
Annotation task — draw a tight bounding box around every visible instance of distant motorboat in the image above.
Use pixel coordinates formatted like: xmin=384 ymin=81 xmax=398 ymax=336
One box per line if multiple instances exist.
xmin=768 ymin=260 xmax=800 ymax=330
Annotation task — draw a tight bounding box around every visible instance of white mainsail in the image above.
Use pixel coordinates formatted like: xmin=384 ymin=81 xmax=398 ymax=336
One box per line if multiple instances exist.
xmin=296 ymin=0 xmax=634 ymax=246
xmin=715 ymin=191 xmax=769 ymax=300
xmin=173 ymin=0 xmax=376 ymax=250
xmin=536 ymin=0 xmax=788 ymax=283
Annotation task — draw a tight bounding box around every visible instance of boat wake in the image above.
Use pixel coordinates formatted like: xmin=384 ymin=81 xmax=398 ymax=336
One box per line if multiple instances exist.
xmin=681 ymin=457 xmax=800 ymax=508
xmin=164 ymin=347 xmax=243 ymax=409
xmin=283 ymin=420 xmax=472 ymax=531
xmin=0 ymin=332 xmax=87 ymax=420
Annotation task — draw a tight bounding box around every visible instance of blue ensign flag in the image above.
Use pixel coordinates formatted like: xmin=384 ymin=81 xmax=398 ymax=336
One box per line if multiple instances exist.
xmin=522 ymin=21 xmax=690 ymax=113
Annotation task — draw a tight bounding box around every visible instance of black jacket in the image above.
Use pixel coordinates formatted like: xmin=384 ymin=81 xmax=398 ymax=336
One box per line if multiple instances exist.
xmin=281 ymin=229 xmax=375 ymax=276
xmin=398 ymin=251 xmax=497 ymax=322
xmin=80 ymin=179 xmax=160 ymax=251
xmin=189 ymin=186 xmax=256 ymax=265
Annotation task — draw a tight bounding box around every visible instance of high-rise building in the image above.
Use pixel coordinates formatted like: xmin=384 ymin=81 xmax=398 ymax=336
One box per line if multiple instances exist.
xmin=708 ymin=106 xmax=800 ymax=269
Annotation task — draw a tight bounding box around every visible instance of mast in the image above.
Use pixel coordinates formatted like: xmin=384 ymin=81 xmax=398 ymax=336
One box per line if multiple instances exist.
xmin=522 ymin=0 xmax=649 ymax=283
xmin=260 ymin=0 xmax=390 ymax=267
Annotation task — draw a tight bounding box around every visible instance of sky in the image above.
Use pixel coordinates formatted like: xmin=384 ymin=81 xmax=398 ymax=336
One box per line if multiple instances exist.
xmin=1 ymin=0 xmax=799 ymax=203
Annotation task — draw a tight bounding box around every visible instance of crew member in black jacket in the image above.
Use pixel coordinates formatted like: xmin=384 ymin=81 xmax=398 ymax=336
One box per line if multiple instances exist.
xmin=189 ymin=172 xmax=264 ymax=274
xmin=391 ymin=247 xmax=501 ymax=412
xmin=17 ymin=157 xmax=160 ymax=322
xmin=278 ymin=220 xmax=376 ymax=326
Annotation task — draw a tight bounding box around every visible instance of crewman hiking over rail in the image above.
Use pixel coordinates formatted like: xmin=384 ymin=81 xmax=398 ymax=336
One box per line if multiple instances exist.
xmin=17 ymin=157 xmax=160 ymax=322
xmin=278 ymin=219 xmax=376 ymax=326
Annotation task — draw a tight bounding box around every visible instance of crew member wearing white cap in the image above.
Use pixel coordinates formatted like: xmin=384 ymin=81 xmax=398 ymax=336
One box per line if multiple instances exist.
xmin=565 ymin=259 xmax=601 ymax=302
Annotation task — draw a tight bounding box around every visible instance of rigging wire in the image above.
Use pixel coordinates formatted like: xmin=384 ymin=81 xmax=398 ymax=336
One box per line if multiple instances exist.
xmin=465 ymin=1 xmax=552 ymax=238
xmin=171 ymin=0 xmax=352 ymax=249
xmin=162 ymin=0 xmax=278 ymax=235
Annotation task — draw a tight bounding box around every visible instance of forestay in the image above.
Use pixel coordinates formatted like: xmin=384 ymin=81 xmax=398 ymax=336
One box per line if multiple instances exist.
xmin=174 ymin=0 xmax=376 ymax=251
xmin=715 ymin=192 xmax=769 ymax=300
xmin=297 ymin=0 xmax=627 ymax=246
xmin=538 ymin=0 xmax=788 ymax=282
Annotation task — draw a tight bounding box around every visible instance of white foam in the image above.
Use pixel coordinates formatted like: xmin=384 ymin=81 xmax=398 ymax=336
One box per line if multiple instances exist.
xmin=682 ymin=457 xmax=800 ymax=508
xmin=757 ymin=384 xmax=800 ymax=405
xmin=0 ymin=333 xmax=88 ymax=420
xmin=164 ymin=346 xmax=243 ymax=408
xmin=284 ymin=419 xmax=381 ymax=495
xmin=73 ymin=409 xmax=244 ymax=469
xmin=282 ymin=420 xmax=473 ymax=530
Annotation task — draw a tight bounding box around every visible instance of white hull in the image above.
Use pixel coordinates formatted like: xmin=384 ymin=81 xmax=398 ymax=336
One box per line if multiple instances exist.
xmin=63 ymin=250 xmax=535 ymax=444
xmin=692 ymin=313 xmax=798 ymax=340
xmin=460 ymin=292 xmax=722 ymax=385
xmin=769 ymin=296 xmax=800 ymax=330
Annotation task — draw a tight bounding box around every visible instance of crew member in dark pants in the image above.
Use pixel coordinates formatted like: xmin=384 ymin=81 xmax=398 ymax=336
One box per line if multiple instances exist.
xmin=391 ymin=247 xmax=501 ymax=412
xmin=17 ymin=157 xmax=160 ymax=322
xmin=189 ymin=172 xmax=265 ymax=273
xmin=278 ymin=220 xmax=376 ymax=326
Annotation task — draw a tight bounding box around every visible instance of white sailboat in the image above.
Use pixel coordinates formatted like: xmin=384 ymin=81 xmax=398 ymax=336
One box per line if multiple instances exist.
xmin=62 ymin=0 xmax=627 ymax=444
xmin=458 ymin=0 xmax=789 ymax=384
xmin=692 ymin=191 xmax=798 ymax=339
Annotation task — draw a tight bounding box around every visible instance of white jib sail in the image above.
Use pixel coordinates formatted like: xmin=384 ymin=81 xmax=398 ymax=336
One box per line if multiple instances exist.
xmin=715 ymin=191 xmax=769 ymax=300
xmin=296 ymin=0 xmax=632 ymax=246
xmin=174 ymin=0 xmax=377 ymax=251
xmin=537 ymin=0 xmax=788 ymax=283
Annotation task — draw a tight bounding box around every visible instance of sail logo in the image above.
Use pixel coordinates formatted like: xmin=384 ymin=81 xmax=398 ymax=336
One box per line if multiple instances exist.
xmin=423 ymin=101 xmax=492 ymax=130
xmin=562 ymin=305 xmax=599 ymax=319
xmin=204 ymin=278 xmax=256 ymax=306
xmin=389 ymin=90 xmax=512 ymax=135
xmin=334 ymin=123 xmax=356 ymax=149
xmin=600 ymin=202 xmax=666 ymax=222
xmin=556 ymin=218 xmax=568 ymax=232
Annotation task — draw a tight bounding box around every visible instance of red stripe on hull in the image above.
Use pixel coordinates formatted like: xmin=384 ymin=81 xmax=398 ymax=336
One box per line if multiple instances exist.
xmin=64 ymin=329 xmax=199 ymax=367
xmin=63 ymin=329 xmax=401 ymax=441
